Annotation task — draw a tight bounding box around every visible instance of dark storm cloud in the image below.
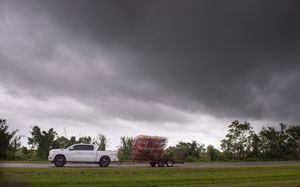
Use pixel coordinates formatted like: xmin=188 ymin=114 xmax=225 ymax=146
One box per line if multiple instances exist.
xmin=2 ymin=0 xmax=300 ymax=122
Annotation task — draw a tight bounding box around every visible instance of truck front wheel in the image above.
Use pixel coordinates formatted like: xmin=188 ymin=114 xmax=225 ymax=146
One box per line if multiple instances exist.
xmin=99 ymin=156 xmax=111 ymax=167
xmin=54 ymin=155 xmax=66 ymax=167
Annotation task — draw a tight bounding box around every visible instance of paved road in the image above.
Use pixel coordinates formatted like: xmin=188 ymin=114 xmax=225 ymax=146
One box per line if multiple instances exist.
xmin=1 ymin=161 xmax=300 ymax=168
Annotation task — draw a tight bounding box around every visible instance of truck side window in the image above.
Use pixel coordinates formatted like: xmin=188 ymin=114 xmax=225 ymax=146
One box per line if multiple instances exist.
xmin=83 ymin=145 xmax=94 ymax=151
xmin=72 ymin=145 xmax=81 ymax=150
xmin=71 ymin=145 xmax=94 ymax=151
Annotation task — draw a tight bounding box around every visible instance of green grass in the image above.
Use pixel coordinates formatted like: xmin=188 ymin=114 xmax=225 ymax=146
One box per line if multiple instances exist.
xmin=1 ymin=166 xmax=300 ymax=187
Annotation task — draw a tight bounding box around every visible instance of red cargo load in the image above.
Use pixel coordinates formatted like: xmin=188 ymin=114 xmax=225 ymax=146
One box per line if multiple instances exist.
xmin=132 ymin=135 xmax=167 ymax=161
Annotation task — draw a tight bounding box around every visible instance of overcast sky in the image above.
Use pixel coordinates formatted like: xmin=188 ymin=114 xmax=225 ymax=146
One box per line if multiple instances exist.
xmin=1 ymin=0 xmax=300 ymax=149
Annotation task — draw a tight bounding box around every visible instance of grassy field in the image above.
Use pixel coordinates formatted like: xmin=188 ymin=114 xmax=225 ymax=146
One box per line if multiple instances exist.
xmin=1 ymin=166 xmax=300 ymax=187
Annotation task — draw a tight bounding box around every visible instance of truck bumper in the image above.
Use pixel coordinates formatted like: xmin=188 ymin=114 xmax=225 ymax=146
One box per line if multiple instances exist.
xmin=48 ymin=155 xmax=54 ymax=162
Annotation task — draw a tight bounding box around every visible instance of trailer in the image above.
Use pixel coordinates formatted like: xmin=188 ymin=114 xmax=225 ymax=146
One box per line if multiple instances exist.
xmin=132 ymin=135 xmax=185 ymax=167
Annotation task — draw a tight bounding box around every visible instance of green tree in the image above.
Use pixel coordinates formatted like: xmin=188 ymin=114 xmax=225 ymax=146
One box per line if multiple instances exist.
xmin=260 ymin=124 xmax=291 ymax=160
xmin=286 ymin=125 xmax=300 ymax=159
xmin=53 ymin=136 xmax=70 ymax=148
xmin=164 ymin=146 xmax=177 ymax=159
xmin=0 ymin=119 xmax=18 ymax=160
xmin=250 ymin=133 xmax=261 ymax=160
xmin=77 ymin=136 xmax=91 ymax=144
xmin=118 ymin=136 xmax=133 ymax=161
xmin=69 ymin=136 xmax=77 ymax=145
xmin=176 ymin=141 xmax=205 ymax=161
xmin=206 ymin=145 xmax=221 ymax=161
xmin=7 ymin=135 xmax=22 ymax=160
xmin=18 ymin=146 xmax=35 ymax=160
xmin=28 ymin=126 xmax=58 ymax=159
xmin=93 ymin=134 xmax=107 ymax=151
xmin=221 ymin=120 xmax=255 ymax=160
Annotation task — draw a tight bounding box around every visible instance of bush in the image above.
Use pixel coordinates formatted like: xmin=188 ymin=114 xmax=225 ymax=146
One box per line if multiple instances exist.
xmin=186 ymin=155 xmax=195 ymax=162
xmin=5 ymin=151 xmax=15 ymax=160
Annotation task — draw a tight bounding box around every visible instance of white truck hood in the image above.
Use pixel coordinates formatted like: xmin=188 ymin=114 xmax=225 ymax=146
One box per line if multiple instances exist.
xmin=50 ymin=148 xmax=65 ymax=153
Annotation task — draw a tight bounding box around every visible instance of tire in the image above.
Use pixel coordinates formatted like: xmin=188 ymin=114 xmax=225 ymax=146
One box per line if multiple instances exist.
xmin=157 ymin=160 xmax=165 ymax=167
xmin=54 ymin=155 xmax=66 ymax=167
xmin=99 ymin=156 xmax=111 ymax=167
xmin=150 ymin=161 xmax=156 ymax=167
xmin=166 ymin=159 xmax=174 ymax=167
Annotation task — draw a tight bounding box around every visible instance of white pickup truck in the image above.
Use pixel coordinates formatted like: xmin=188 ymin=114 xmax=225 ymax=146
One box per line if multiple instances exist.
xmin=48 ymin=144 xmax=118 ymax=167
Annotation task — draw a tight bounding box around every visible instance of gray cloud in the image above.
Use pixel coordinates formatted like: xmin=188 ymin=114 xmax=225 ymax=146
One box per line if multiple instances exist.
xmin=23 ymin=0 xmax=300 ymax=121
xmin=1 ymin=1 xmax=300 ymax=149
xmin=0 ymin=0 xmax=193 ymax=125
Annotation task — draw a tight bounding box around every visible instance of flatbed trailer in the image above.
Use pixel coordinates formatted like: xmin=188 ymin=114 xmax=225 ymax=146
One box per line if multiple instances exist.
xmin=131 ymin=135 xmax=185 ymax=167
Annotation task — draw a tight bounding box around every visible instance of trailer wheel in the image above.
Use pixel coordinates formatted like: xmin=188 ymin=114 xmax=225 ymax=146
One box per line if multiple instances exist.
xmin=157 ymin=160 xmax=165 ymax=167
xmin=150 ymin=161 xmax=156 ymax=167
xmin=99 ymin=156 xmax=111 ymax=167
xmin=54 ymin=155 xmax=66 ymax=167
xmin=166 ymin=160 xmax=174 ymax=167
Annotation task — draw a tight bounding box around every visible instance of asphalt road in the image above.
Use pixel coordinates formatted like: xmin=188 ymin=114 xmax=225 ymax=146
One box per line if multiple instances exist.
xmin=1 ymin=161 xmax=300 ymax=168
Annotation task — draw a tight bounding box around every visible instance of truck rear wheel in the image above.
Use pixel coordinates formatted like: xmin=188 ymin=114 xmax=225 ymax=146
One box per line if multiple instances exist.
xmin=54 ymin=155 xmax=66 ymax=167
xmin=99 ymin=156 xmax=111 ymax=167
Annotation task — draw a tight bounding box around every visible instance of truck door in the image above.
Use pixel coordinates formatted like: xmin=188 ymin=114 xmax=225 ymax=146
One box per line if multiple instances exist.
xmin=68 ymin=145 xmax=95 ymax=162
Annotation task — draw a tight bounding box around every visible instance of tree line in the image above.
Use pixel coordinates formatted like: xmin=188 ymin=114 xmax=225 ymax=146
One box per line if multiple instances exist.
xmin=0 ymin=118 xmax=299 ymax=161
